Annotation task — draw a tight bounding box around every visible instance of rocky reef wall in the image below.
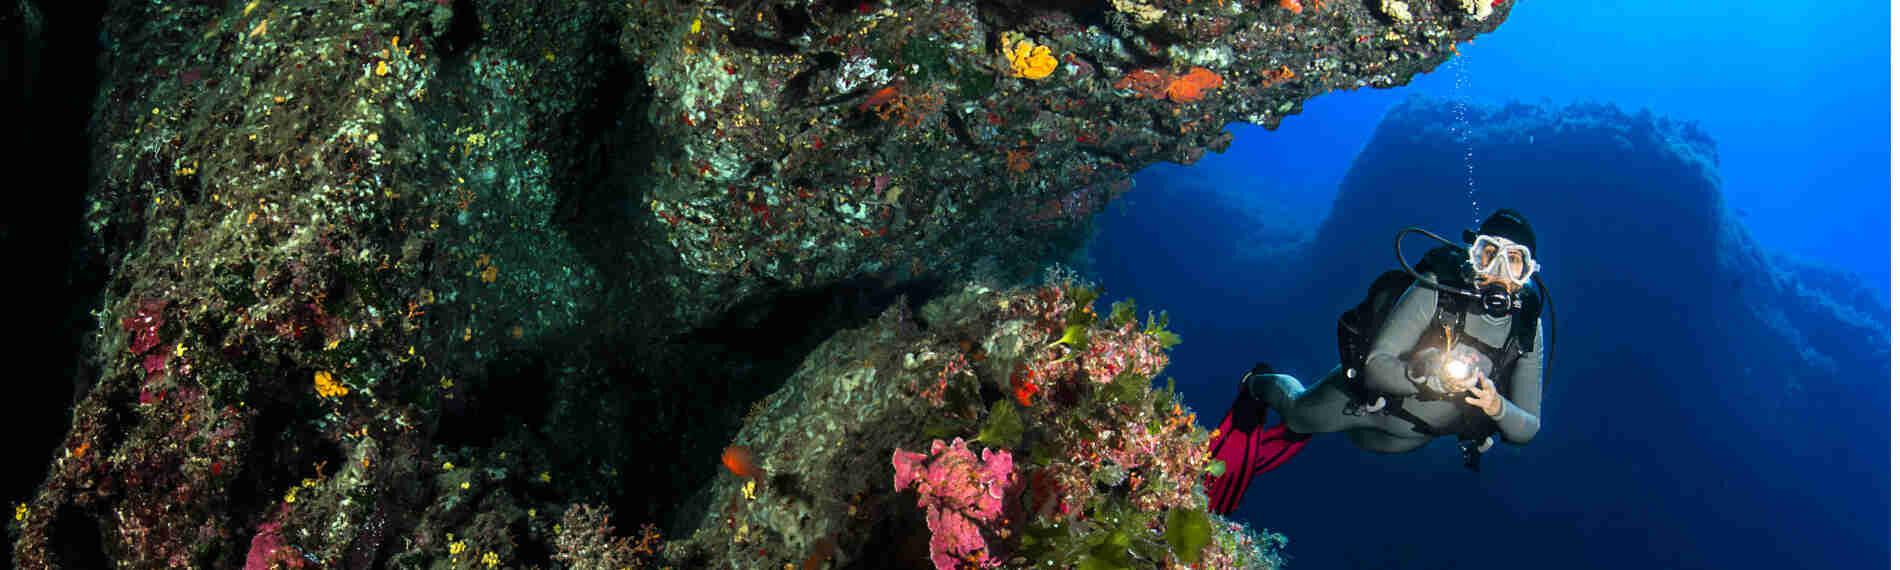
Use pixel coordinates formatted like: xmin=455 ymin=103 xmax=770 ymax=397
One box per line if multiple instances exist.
xmin=9 ymin=0 xmax=1515 ymax=566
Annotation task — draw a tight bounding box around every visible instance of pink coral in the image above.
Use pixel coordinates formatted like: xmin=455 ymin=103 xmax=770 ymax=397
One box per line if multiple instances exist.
xmin=142 ymin=352 xmax=171 ymax=383
xmin=891 ymin=438 xmax=1017 ymax=570
xmin=121 ymin=298 xmax=167 ymax=356
xmin=1081 ymin=322 xmax=1168 ymax=385
xmin=244 ymin=520 xmax=303 ymax=570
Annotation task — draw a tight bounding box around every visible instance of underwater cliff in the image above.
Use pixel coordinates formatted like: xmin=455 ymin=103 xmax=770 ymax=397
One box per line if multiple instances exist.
xmin=7 ymin=0 xmax=1527 ymax=568
xmin=1091 ymin=96 xmax=1890 ymax=569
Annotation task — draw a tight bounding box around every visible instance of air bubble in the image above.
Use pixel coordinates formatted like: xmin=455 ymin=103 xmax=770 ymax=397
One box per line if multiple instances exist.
xmin=1451 ymin=52 xmax=1480 ymax=226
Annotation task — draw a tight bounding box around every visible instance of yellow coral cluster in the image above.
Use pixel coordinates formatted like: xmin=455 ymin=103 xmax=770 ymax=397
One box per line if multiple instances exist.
xmin=1001 ymin=32 xmax=1058 ymax=80
xmin=314 ymin=370 xmax=349 ymax=398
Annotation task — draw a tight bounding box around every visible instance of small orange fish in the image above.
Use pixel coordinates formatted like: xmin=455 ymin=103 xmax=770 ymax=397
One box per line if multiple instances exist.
xmin=857 ymin=84 xmax=901 ymax=112
xmin=722 ymin=446 xmax=763 ymax=481
xmin=1014 ymin=376 xmax=1039 ymax=406
xmin=1279 ymin=0 xmax=1303 ymax=13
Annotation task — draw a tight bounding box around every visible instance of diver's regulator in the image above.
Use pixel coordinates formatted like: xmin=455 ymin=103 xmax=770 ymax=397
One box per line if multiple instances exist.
xmin=1394 ymin=227 xmax=1525 ymax=318
xmin=1476 ymin=282 xmax=1522 ymax=318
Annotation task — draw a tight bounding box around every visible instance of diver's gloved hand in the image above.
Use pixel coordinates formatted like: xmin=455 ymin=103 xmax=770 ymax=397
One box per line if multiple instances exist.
xmin=1464 ymin=370 xmax=1506 ymax=419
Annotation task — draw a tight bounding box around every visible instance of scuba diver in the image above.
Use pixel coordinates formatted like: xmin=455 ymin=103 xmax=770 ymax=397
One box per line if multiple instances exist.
xmin=1205 ymin=209 xmax=1555 ymax=515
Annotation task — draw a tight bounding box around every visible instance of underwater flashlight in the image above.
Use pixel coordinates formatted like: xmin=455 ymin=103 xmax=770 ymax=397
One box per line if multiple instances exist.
xmin=1441 ymin=358 xmax=1471 ymax=383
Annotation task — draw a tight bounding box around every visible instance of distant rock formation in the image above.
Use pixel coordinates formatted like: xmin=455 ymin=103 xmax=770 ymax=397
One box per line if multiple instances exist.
xmin=1294 ymin=96 xmax=1886 ymax=407
xmin=1262 ymin=96 xmax=1888 ymax=569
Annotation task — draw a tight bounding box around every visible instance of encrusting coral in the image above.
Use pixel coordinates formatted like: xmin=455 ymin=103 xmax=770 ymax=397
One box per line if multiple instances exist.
xmin=1167 ymin=67 xmax=1226 ymax=103
xmin=1114 ymin=67 xmax=1226 ymax=103
xmin=1002 ymin=32 xmax=1059 ymax=80
xmin=666 ymin=269 xmax=1287 ymax=569
xmin=892 ymin=438 xmax=1018 ymax=570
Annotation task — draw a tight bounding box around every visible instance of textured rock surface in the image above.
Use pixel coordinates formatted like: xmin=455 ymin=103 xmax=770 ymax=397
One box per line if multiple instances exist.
xmin=14 ymin=1 xmax=610 ymax=566
xmin=625 ymin=0 xmax=1514 ymax=321
xmin=10 ymin=0 xmax=1511 ymax=566
xmin=663 ymin=276 xmax=1284 ymax=569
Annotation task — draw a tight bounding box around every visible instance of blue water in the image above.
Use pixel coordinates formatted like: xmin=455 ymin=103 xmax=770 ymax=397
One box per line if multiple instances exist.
xmin=1148 ymin=0 xmax=1890 ymax=289
xmin=1085 ymin=1 xmax=1890 ymax=568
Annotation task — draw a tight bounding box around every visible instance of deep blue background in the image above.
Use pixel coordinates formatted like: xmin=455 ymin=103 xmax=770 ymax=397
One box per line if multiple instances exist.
xmin=1140 ymin=0 xmax=1890 ymax=290
xmin=1080 ymin=2 xmax=1889 ymax=567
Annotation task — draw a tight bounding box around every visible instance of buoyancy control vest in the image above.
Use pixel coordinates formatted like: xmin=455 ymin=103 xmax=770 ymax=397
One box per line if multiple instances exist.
xmin=1335 ymin=243 xmax=1542 ymax=470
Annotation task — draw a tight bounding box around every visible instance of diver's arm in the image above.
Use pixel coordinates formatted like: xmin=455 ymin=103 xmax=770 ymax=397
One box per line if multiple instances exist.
xmin=1493 ymin=323 xmax=1544 ymax=444
xmin=1364 ymin=281 xmax=1439 ymax=396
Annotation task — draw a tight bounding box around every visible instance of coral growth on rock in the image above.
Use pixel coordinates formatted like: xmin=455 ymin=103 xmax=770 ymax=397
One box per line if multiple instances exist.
xmin=10 ymin=0 xmax=1504 ymax=566
xmin=665 ymin=270 xmax=1285 ymax=569
xmin=892 ymin=438 xmax=1017 ymax=569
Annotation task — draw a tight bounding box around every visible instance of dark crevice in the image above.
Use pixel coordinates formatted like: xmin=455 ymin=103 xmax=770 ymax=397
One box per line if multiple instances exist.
xmin=434 ymin=352 xmax=555 ymax=448
xmin=435 ymin=0 xmax=483 ymax=59
xmin=49 ymin=504 xmax=110 ymax=569
xmin=1123 ymin=36 xmax=1169 ymax=67
xmin=944 ymin=108 xmax=978 ymax=149
xmin=1067 ymin=0 xmax=1109 ymax=29
xmin=727 ymin=29 xmax=799 ymax=55
xmin=774 ymin=3 xmax=812 ymax=39
xmin=781 ymin=52 xmax=840 ymax=107
xmin=1068 ymin=51 xmax=1106 ymax=78
xmin=92 ymin=396 xmax=132 ymax=467
xmin=224 ymin=382 xmax=307 ymax=566
xmin=176 ymin=169 xmax=202 ymax=203
xmin=823 ymin=0 xmax=870 ymax=16
xmin=684 ymin=276 xmax=944 ymax=349
xmin=745 ymin=161 xmax=774 ymax=179
xmin=18 ymin=38 xmax=106 ymax=492
xmin=225 ymin=409 xmax=279 ymax=522
xmin=1075 ymin=143 xmax=1120 ymax=160
xmin=838 ymin=500 xmax=934 ymax=570
xmin=629 ymin=275 xmax=945 ymax=537
xmin=552 ymin=47 xmax=650 ymax=278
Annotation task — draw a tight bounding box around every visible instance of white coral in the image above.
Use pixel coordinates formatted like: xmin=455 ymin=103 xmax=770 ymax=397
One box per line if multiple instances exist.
xmin=1459 ymin=0 xmax=1494 ymax=20
xmin=833 ymin=56 xmax=891 ymax=94
xmin=1167 ymin=44 xmax=1233 ymax=69
xmin=1380 ymin=0 xmax=1413 ymax=23
xmin=1110 ymin=0 xmax=1166 ymax=26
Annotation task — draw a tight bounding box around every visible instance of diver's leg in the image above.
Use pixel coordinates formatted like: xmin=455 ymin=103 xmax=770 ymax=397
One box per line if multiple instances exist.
xmin=1252 ymin=369 xmax=1435 ymax=453
xmin=1246 ymin=367 xmax=1436 ymax=454
xmin=1345 ymin=429 xmax=1433 ymax=454
xmin=1251 ymin=366 xmax=1377 ymax=435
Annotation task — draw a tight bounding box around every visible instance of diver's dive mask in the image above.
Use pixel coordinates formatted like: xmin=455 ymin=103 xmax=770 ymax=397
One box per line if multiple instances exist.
xmin=1396 ymin=227 xmax=1528 ymax=318
xmin=1467 ymin=235 xmax=1538 ymax=288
